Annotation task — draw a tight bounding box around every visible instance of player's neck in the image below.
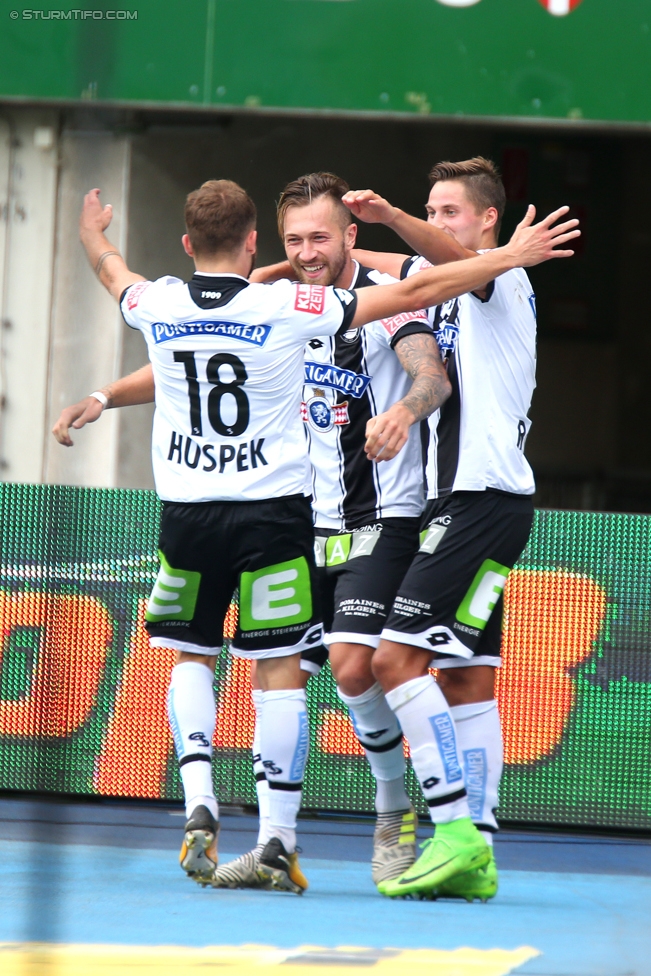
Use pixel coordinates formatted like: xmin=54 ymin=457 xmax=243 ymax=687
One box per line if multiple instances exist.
xmin=332 ymin=257 xmax=357 ymax=290
xmin=193 ymin=251 xmax=252 ymax=278
xmin=478 ymin=231 xmax=498 ymax=251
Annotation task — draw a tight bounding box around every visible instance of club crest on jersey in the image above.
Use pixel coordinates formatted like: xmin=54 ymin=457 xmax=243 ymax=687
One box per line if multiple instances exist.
xmin=301 ymin=395 xmax=349 ymax=432
xmin=294 ymin=284 xmax=325 ymax=314
xmin=304 ymin=361 xmax=371 ymax=398
xmin=432 ymin=300 xmax=461 ymax=359
xmin=152 ymin=320 xmax=271 ymax=345
xmin=341 ymin=328 xmax=360 ymax=343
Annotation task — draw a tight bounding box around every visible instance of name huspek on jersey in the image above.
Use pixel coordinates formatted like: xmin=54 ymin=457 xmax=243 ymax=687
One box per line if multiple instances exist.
xmin=403 ymin=255 xmax=536 ymax=498
xmin=302 ymin=264 xmax=431 ymax=530
xmin=121 ymin=274 xmax=356 ymax=504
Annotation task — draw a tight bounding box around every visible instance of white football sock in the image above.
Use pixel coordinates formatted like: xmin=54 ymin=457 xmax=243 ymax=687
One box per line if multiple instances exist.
xmin=260 ymin=689 xmax=309 ymax=854
xmin=385 ymin=675 xmax=469 ymax=824
xmin=251 ymin=689 xmax=271 ymax=846
xmin=167 ymin=661 xmax=218 ymax=820
xmin=337 ymin=682 xmax=410 ymax=813
xmin=451 ymin=699 xmax=503 ymax=844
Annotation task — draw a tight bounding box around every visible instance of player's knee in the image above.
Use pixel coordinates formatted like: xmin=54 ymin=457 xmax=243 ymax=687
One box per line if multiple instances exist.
xmin=175 ymin=650 xmax=217 ymax=671
xmin=330 ymin=648 xmax=375 ymax=697
xmin=437 ymin=665 xmax=495 ymax=705
xmin=370 ymin=643 xmax=399 ymax=688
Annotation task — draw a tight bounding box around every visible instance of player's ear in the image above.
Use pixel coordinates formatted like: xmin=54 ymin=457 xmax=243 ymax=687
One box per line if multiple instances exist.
xmin=484 ymin=208 xmax=498 ymax=232
xmin=182 ymin=233 xmax=194 ymax=258
xmin=245 ymin=228 xmax=257 ymax=253
xmin=344 ymin=221 xmax=358 ymax=250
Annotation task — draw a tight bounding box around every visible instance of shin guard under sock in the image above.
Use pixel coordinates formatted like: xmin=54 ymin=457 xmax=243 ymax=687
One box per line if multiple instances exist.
xmin=451 ymin=699 xmax=503 ymax=843
xmin=167 ymin=661 xmax=218 ymax=820
xmin=337 ymin=682 xmax=410 ymax=813
xmin=251 ymin=688 xmax=271 ymax=846
xmin=260 ymin=689 xmax=309 ymax=853
xmin=385 ymin=675 xmax=469 ymax=824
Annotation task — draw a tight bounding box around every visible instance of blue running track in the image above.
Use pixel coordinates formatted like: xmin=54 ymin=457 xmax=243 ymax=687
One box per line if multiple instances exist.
xmin=0 ymin=796 xmax=649 ymax=976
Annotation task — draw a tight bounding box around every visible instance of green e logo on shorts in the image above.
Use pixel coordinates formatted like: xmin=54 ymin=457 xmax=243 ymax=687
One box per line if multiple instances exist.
xmin=456 ymin=558 xmax=510 ymax=631
xmin=239 ymin=556 xmax=312 ymax=631
xmin=145 ymin=551 xmax=201 ymax=622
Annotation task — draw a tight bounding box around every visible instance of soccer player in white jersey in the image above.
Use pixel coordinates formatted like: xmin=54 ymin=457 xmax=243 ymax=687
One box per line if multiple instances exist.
xmin=58 ymin=172 xmax=456 ymax=890
xmin=71 ymin=176 xmax=576 ymax=896
xmin=236 ymin=172 xmax=459 ymax=889
xmin=343 ymin=157 xmax=568 ymax=900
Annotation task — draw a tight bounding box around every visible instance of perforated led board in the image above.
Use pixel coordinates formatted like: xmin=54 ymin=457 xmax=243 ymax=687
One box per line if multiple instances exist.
xmin=0 ymin=483 xmax=649 ymax=830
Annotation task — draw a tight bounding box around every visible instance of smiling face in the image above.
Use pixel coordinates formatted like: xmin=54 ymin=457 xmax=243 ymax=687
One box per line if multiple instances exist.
xmin=282 ymin=196 xmax=357 ymax=288
xmin=426 ymin=179 xmax=498 ymax=251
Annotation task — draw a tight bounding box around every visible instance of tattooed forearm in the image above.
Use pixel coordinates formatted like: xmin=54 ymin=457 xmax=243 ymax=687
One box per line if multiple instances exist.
xmin=394 ymin=332 xmax=451 ymax=422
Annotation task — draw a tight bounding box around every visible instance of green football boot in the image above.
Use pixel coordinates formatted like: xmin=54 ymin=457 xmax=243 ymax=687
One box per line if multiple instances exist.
xmin=436 ymin=848 xmax=498 ymax=902
xmin=378 ymin=817 xmax=490 ymax=899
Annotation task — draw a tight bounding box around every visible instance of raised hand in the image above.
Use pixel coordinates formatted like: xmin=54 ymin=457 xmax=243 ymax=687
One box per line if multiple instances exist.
xmin=342 ymin=189 xmax=399 ymax=225
xmin=79 ymin=188 xmax=113 ymax=238
xmin=503 ymin=205 xmax=580 ymax=267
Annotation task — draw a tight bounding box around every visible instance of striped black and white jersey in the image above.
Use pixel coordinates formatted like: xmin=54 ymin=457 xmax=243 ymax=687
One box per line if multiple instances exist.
xmin=304 ymin=263 xmax=431 ymax=530
xmin=402 ymin=255 xmax=536 ymax=499
xmin=121 ymin=273 xmax=356 ymax=503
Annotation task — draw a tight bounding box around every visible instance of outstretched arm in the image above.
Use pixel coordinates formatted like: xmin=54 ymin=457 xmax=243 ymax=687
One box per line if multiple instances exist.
xmin=365 ymin=332 xmax=451 ymax=462
xmin=351 ymin=249 xmax=410 ymax=278
xmin=52 ymin=364 xmax=155 ymax=446
xmin=79 ymin=188 xmax=145 ymax=301
xmin=345 ymin=190 xmax=471 ymax=267
xmin=249 ymin=260 xmax=293 ymax=283
xmin=350 ymin=205 xmax=579 ymax=329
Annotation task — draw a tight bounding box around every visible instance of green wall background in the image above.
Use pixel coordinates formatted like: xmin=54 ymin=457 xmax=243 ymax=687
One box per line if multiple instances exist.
xmin=2 ymin=0 xmax=651 ymax=124
xmin=0 ymin=483 xmax=650 ymax=831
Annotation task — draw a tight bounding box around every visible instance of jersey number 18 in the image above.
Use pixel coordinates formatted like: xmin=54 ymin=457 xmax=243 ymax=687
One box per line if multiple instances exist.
xmin=174 ymin=351 xmax=250 ymax=438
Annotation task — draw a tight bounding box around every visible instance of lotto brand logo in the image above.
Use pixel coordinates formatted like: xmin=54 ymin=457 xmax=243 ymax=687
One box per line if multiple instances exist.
xmin=381 ymin=310 xmax=429 ymax=338
xmin=295 ymin=284 xmax=326 ymax=315
xmin=126 ymin=281 xmax=151 ymax=310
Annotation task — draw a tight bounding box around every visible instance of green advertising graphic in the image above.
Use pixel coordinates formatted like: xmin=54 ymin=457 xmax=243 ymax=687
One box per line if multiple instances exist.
xmin=0 ymin=483 xmax=649 ymax=830
xmin=1 ymin=1 xmax=650 ymax=125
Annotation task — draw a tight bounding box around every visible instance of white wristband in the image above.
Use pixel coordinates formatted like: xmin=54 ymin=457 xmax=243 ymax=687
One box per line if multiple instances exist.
xmin=89 ymin=391 xmax=109 ymax=408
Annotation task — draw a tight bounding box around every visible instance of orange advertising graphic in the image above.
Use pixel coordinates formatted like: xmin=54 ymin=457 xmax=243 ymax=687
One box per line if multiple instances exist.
xmin=497 ymin=569 xmax=607 ymax=764
xmin=0 ymin=567 xmax=607 ymax=795
xmin=0 ymin=591 xmax=112 ymax=737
